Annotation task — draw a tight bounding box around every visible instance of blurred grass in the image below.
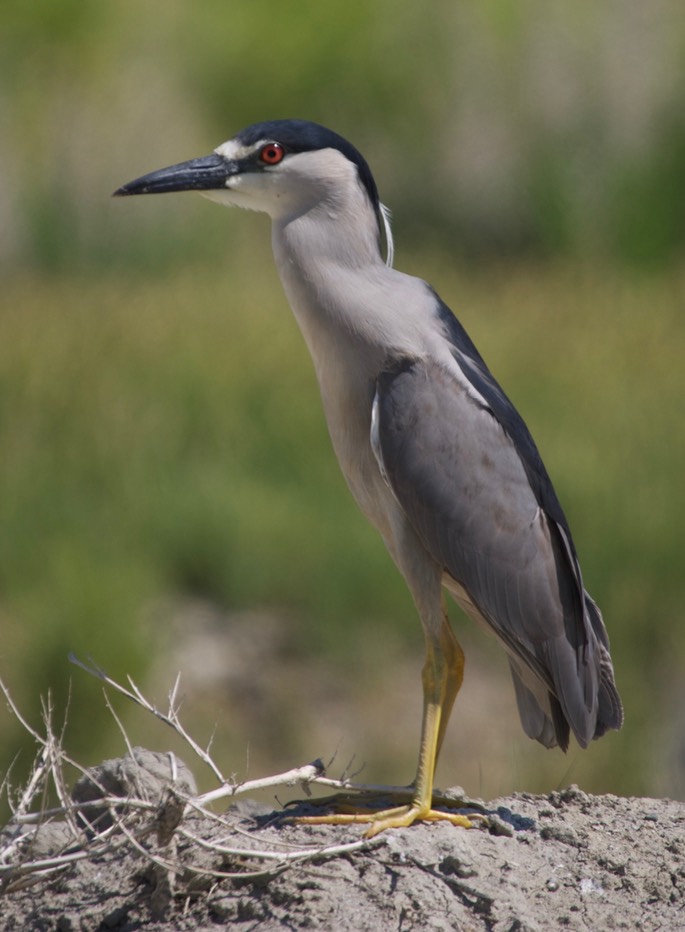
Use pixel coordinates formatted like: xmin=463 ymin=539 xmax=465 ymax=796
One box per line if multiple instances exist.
xmin=1 ymin=0 xmax=685 ymax=812
xmin=1 ymin=245 xmax=683 ymax=802
xmin=2 ymin=1 xmax=685 ymax=269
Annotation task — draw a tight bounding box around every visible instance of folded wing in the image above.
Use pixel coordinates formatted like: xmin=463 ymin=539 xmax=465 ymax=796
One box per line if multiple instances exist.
xmin=372 ymin=347 xmax=622 ymax=750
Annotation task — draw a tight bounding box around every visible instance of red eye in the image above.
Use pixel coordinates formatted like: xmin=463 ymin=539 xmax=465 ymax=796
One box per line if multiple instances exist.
xmin=259 ymin=143 xmax=285 ymax=165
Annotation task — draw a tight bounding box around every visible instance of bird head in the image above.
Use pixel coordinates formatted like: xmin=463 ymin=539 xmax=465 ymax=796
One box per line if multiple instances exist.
xmin=114 ymin=119 xmax=393 ymax=264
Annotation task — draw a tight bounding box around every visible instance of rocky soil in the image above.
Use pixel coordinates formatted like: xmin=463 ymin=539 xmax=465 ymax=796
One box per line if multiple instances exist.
xmin=1 ymin=749 xmax=684 ymax=931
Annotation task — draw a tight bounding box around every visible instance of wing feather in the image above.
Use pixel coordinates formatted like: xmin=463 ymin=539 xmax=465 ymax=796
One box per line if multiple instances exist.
xmin=374 ymin=352 xmax=622 ymax=748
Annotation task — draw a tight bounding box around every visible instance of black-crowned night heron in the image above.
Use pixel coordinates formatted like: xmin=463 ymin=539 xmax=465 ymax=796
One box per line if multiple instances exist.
xmin=115 ymin=119 xmax=623 ymax=836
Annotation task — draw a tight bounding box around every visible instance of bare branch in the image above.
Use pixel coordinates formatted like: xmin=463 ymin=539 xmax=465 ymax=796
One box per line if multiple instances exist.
xmin=178 ymin=826 xmax=383 ymax=864
xmin=195 ymin=760 xmax=326 ymax=807
xmin=70 ymin=657 xmax=226 ymax=784
xmin=0 ymin=668 xmax=410 ymax=903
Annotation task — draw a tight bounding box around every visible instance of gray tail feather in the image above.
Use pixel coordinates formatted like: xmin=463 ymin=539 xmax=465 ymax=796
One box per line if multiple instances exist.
xmin=584 ymin=594 xmax=624 ymax=737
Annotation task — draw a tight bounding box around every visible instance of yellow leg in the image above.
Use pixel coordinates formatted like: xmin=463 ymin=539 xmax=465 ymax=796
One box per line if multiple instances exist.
xmin=433 ymin=600 xmax=465 ymax=762
xmin=296 ymin=606 xmax=471 ymax=837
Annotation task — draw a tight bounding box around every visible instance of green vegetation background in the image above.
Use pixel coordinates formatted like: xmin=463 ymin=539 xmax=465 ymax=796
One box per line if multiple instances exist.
xmin=1 ymin=1 xmax=684 ymax=806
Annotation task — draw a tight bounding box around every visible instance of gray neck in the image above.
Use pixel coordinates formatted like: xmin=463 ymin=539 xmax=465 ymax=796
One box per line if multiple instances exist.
xmin=271 ymin=191 xmax=387 ymax=366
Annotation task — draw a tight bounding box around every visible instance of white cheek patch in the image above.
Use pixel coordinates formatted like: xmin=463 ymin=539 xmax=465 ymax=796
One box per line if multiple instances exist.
xmin=198 ymin=174 xmax=241 ymax=207
xmin=214 ymin=138 xmax=264 ymax=161
xmin=201 ymin=189 xmax=233 ymax=206
xmin=200 ymin=175 xmax=265 ymax=213
xmin=201 ymin=188 xmax=245 ymax=208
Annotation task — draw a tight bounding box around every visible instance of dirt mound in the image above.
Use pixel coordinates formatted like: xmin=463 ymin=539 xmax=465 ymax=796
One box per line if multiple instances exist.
xmin=1 ymin=749 xmax=683 ymax=931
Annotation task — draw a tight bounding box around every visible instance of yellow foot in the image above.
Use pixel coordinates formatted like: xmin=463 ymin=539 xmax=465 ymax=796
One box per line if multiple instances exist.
xmin=298 ymin=804 xmax=473 ymax=838
xmin=294 ymin=798 xmax=477 ymax=838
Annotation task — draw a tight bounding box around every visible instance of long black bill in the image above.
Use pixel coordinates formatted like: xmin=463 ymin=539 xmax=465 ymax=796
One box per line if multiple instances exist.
xmin=113 ymin=153 xmax=232 ymax=197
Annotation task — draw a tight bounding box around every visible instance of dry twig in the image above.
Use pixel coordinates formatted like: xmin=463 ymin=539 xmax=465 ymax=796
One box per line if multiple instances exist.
xmin=1 ymin=663 xmax=485 ymax=903
xmin=0 ymin=668 xmax=391 ymax=901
